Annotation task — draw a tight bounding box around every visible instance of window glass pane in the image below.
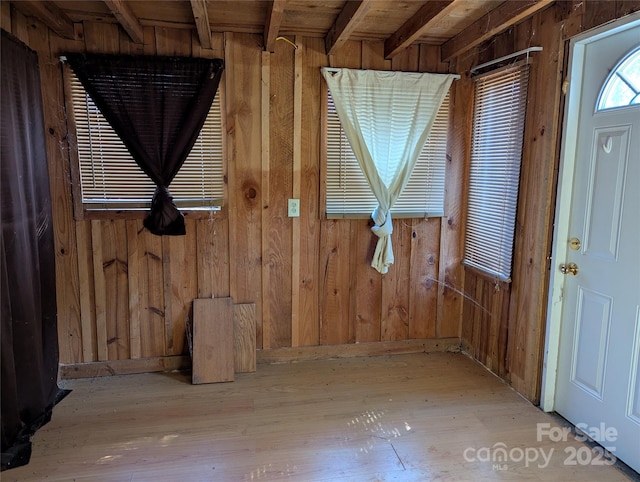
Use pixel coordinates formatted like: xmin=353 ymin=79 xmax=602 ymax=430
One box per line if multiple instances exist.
xmin=70 ymin=71 xmax=224 ymax=210
xmin=326 ymin=91 xmax=449 ymax=218
xmin=597 ymin=47 xmax=640 ymax=111
xmin=463 ymin=64 xmax=530 ymax=281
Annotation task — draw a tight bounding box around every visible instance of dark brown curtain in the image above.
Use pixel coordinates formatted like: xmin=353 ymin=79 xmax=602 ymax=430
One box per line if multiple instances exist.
xmin=65 ymin=53 xmax=224 ymax=236
xmin=1 ymin=30 xmax=63 ymax=471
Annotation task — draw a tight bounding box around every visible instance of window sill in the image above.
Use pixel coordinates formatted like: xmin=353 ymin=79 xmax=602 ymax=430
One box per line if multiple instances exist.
xmin=77 ymin=206 xmax=227 ymax=221
xmin=326 ymin=213 xmax=444 ymax=220
xmin=462 ymin=262 xmax=512 ymax=285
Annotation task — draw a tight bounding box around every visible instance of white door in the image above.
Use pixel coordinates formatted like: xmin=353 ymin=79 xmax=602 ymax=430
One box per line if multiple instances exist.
xmin=552 ymin=17 xmax=640 ymax=473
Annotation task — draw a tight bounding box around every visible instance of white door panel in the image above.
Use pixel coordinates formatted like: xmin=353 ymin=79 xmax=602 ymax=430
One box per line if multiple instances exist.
xmin=571 ymin=287 xmax=612 ymax=398
xmin=583 ymin=126 xmax=630 ymax=261
xmin=630 ymin=308 xmax=640 ymax=424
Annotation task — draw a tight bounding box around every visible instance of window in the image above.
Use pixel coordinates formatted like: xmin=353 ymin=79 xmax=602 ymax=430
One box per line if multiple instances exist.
xmin=597 ymin=46 xmax=640 ymax=111
xmin=463 ymin=63 xmax=530 ymax=281
xmin=325 ymin=91 xmax=449 ymax=219
xmin=68 ymin=71 xmax=225 ymax=211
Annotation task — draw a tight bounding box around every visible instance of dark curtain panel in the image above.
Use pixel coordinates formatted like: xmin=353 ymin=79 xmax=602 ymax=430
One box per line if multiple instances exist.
xmin=1 ymin=30 xmax=62 ymax=471
xmin=65 ymin=53 xmax=224 ymax=236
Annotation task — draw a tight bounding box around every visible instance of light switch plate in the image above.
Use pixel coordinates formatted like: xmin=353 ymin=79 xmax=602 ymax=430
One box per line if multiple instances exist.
xmin=288 ymin=199 xmax=300 ymax=217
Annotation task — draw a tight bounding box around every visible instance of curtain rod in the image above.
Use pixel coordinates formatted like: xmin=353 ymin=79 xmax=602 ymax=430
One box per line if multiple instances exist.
xmin=322 ymin=67 xmax=460 ymax=79
xmin=470 ymin=46 xmax=543 ymax=74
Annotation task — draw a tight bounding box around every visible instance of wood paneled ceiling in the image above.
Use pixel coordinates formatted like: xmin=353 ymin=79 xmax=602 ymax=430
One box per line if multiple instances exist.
xmin=11 ymin=0 xmax=555 ymax=60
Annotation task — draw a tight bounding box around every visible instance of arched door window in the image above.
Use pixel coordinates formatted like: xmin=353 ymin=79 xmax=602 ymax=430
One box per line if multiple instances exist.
xmin=597 ymin=46 xmax=640 ymax=111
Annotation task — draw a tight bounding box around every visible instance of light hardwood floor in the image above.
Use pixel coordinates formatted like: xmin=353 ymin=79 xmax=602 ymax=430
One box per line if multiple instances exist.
xmin=6 ymin=353 xmax=636 ymax=481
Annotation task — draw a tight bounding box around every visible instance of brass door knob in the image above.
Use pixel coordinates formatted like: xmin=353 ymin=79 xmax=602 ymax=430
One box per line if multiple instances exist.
xmin=559 ymin=262 xmax=579 ymax=275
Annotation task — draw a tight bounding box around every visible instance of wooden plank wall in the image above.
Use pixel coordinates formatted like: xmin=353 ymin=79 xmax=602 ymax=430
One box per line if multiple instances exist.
xmin=456 ymin=1 xmax=640 ymax=403
xmin=4 ymin=0 xmax=636 ymax=402
xmin=2 ymin=9 xmax=463 ymax=374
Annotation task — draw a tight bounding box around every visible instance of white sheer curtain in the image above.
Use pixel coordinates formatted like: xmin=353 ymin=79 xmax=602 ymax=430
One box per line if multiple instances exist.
xmin=321 ymin=68 xmax=456 ymax=273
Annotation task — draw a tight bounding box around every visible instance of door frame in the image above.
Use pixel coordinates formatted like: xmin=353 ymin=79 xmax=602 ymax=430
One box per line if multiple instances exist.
xmin=540 ymin=11 xmax=640 ymax=413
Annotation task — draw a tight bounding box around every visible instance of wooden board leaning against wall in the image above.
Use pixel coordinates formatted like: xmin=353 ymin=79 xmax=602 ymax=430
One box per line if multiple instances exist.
xmin=4 ymin=6 xmax=465 ymax=378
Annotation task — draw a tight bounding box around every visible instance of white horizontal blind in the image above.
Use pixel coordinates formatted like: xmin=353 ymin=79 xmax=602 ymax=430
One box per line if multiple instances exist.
xmin=463 ymin=64 xmax=530 ymax=281
xmin=326 ymin=91 xmax=449 ymax=218
xmin=70 ymin=72 xmax=224 ymax=210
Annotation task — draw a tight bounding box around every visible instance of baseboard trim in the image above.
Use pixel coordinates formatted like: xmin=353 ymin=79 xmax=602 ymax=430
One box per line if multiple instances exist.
xmin=59 ymin=355 xmax=191 ymax=380
xmin=59 ymin=338 xmax=462 ymax=379
xmin=257 ymin=338 xmax=461 ymax=364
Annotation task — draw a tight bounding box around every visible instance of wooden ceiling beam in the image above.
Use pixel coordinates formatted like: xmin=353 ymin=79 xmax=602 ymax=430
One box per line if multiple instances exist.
xmin=384 ymin=0 xmax=454 ymax=59
xmin=441 ymin=0 xmax=555 ymax=61
xmin=103 ymin=0 xmax=144 ymax=44
xmin=325 ymin=0 xmax=373 ymax=56
xmin=190 ymin=0 xmax=212 ymax=49
xmin=14 ymin=0 xmax=75 ymax=39
xmin=264 ymin=0 xmax=287 ymax=52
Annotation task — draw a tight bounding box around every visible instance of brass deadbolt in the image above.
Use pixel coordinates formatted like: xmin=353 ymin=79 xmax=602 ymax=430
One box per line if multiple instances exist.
xmin=569 ymin=237 xmax=581 ymax=250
